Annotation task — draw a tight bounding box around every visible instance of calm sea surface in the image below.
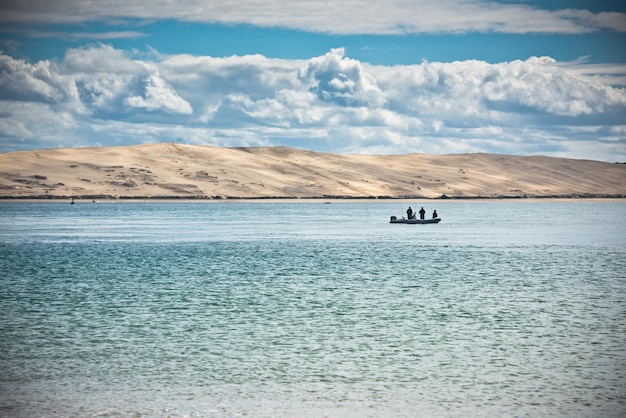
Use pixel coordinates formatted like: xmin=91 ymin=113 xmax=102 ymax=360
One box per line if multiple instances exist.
xmin=0 ymin=200 xmax=625 ymax=417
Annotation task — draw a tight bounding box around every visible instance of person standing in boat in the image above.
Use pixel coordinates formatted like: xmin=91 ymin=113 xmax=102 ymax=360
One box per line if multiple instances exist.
xmin=432 ymin=210 xmax=438 ymax=219
xmin=407 ymin=206 xmax=414 ymax=219
xmin=419 ymin=207 xmax=426 ymax=220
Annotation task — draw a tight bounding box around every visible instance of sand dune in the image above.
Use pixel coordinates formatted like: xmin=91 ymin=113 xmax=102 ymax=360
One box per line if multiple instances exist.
xmin=0 ymin=143 xmax=624 ymax=200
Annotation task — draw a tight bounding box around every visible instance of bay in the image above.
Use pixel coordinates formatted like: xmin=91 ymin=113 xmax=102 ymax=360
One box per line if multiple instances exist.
xmin=0 ymin=200 xmax=625 ymax=417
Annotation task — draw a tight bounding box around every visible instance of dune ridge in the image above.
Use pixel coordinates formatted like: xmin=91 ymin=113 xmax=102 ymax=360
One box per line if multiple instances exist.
xmin=0 ymin=143 xmax=624 ymax=200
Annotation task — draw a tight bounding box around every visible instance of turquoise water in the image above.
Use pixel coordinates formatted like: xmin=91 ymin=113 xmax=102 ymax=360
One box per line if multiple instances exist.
xmin=0 ymin=200 xmax=625 ymax=417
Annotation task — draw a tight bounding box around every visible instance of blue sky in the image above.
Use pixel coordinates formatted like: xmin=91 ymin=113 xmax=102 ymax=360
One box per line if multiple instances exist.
xmin=1 ymin=0 xmax=625 ymax=161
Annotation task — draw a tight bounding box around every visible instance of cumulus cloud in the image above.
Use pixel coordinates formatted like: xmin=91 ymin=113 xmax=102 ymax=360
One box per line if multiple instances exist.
xmin=0 ymin=45 xmax=625 ymax=161
xmin=61 ymin=44 xmax=141 ymax=74
xmin=126 ymin=70 xmax=193 ymax=115
xmin=299 ymin=48 xmax=386 ymax=107
xmin=0 ymin=55 xmax=65 ymax=103
xmin=1 ymin=0 xmax=625 ymax=35
xmin=480 ymin=57 xmax=624 ymax=116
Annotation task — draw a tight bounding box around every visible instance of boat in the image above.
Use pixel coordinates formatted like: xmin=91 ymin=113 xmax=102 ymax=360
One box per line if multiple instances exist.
xmin=389 ymin=216 xmax=441 ymax=224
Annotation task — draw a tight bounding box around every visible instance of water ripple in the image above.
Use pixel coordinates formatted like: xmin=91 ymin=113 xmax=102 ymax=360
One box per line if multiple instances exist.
xmin=0 ymin=201 xmax=625 ymax=417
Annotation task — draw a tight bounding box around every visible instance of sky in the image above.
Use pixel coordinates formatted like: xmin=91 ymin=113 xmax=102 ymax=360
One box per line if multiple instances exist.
xmin=0 ymin=1 xmax=625 ymax=161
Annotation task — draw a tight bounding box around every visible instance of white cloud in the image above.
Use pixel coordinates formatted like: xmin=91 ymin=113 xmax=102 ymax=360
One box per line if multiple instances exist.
xmin=0 ymin=45 xmax=625 ymax=161
xmin=556 ymin=58 xmax=626 ymax=88
xmin=0 ymin=55 xmax=64 ymax=102
xmin=299 ymin=48 xmax=386 ymax=107
xmin=479 ymin=57 xmax=622 ymax=116
xmin=126 ymin=71 xmax=193 ymax=115
xmin=61 ymin=44 xmax=141 ymax=74
xmin=1 ymin=0 xmax=625 ymax=35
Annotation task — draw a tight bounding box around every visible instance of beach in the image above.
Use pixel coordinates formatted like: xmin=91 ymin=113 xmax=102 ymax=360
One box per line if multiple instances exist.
xmin=1 ymin=143 xmax=625 ymax=200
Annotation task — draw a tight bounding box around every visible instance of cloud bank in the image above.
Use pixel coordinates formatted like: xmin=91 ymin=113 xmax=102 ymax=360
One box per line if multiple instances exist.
xmin=1 ymin=0 xmax=625 ymax=35
xmin=1 ymin=45 xmax=625 ymax=161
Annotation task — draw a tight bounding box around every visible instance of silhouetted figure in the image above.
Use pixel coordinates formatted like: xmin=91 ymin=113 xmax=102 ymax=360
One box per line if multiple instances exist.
xmin=407 ymin=206 xmax=414 ymax=219
xmin=419 ymin=207 xmax=426 ymax=220
xmin=432 ymin=210 xmax=438 ymax=219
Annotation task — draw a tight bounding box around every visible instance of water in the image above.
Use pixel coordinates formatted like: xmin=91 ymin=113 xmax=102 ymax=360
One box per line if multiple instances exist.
xmin=0 ymin=200 xmax=625 ymax=417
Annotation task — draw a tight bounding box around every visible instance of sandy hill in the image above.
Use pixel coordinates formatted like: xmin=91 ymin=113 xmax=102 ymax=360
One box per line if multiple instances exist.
xmin=0 ymin=143 xmax=624 ymax=200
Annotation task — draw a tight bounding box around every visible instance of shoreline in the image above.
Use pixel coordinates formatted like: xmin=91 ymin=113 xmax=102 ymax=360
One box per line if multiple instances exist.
xmin=1 ymin=196 xmax=625 ymax=204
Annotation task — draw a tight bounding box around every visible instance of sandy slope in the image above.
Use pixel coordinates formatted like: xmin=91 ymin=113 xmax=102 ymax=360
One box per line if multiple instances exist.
xmin=0 ymin=143 xmax=624 ymax=199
